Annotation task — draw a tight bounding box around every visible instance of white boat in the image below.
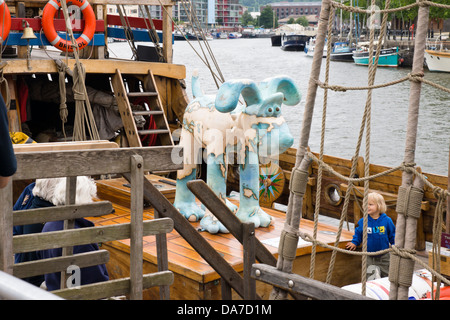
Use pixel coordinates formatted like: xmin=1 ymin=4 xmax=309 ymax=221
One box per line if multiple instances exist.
xmin=228 ymin=32 xmax=242 ymax=39
xmin=305 ymin=37 xmax=327 ymax=57
xmin=424 ymin=41 xmax=450 ymax=72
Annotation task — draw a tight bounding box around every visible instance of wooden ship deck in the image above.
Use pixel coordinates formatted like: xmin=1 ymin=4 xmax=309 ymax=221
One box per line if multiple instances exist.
xmin=1 ymin=0 xmax=448 ymax=302
xmin=90 ymin=175 xmax=361 ymax=299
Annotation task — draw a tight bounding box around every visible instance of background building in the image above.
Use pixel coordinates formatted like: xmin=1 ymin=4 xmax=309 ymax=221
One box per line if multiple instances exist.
xmin=216 ymin=0 xmax=242 ymax=28
xmin=145 ymin=0 xmax=242 ymax=29
xmin=106 ymin=5 xmax=139 ymax=17
xmin=263 ymin=2 xmax=321 ymax=21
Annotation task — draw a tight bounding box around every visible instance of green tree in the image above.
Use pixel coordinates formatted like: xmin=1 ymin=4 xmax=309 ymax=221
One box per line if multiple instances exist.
xmin=295 ymin=16 xmax=309 ymax=27
xmin=259 ymin=5 xmax=275 ymax=28
xmin=287 ymin=17 xmax=295 ymax=24
xmin=241 ymin=11 xmax=255 ymax=26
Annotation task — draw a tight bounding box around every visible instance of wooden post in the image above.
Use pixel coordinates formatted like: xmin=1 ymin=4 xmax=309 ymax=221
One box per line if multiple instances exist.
xmin=6 ymin=76 xmax=21 ymax=132
xmin=243 ymin=222 xmax=256 ymax=300
xmin=154 ymin=209 xmax=170 ymax=299
xmin=16 ymin=2 xmax=27 ymax=59
xmin=390 ymin=2 xmax=429 ymax=300
xmin=130 ymin=155 xmax=144 ymax=300
xmin=60 ymin=176 xmax=77 ymax=289
xmin=353 ymin=156 xmax=365 ymax=224
xmin=162 ymin=5 xmax=173 ymax=63
xmin=0 ymin=181 xmax=13 ymax=274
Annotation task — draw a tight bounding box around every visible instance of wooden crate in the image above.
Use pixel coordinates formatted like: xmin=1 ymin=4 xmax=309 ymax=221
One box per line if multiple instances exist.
xmin=428 ymin=247 xmax=450 ymax=277
xmin=95 ymin=174 xmax=176 ymax=208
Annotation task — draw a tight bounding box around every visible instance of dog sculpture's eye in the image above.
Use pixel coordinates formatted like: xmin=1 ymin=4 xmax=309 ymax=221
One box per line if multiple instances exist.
xmin=268 ymin=107 xmax=273 ymax=113
xmin=271 ymin=106 xmax=281 ymax=116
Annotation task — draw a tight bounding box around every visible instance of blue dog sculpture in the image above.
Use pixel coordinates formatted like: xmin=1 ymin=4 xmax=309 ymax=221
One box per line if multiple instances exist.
xmin=173 ymin=73 xmax=301 ymax=233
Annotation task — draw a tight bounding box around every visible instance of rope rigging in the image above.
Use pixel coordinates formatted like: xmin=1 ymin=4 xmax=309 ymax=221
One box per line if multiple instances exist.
xmin=273 ymin=0 xmax=450 ymax=301
xmin=58 ymin=0 xmax=100 ymax=141
xmin=116 ymin=4 xmax=138 ymax=60
xmin=155 ymin=0 xmax=226 ymax=89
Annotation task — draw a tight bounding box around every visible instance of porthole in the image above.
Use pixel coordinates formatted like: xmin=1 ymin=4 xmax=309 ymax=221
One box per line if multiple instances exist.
xmin=324 ymin=184 xmax=342 ymax=206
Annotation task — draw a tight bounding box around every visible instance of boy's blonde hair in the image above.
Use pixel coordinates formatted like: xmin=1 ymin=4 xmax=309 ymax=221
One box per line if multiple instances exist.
xmin=368 ymin=192 xmax=387 ymax=213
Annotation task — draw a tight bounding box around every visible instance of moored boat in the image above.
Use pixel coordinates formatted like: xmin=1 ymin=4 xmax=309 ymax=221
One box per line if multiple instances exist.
xmin=352 ymin=46 xmax=401 ymax=67
xmin=280 ymin=33 xmax=311 ymax=51
xmin=271 ymin=34 xmax=281 ymax=46
xmin=330 ymin=41 xmax=355 ymax=62
xmin=305 ymin=37 xmax=327 ymax=57
xmin=424 ymin=41 xmax=450 ymax=72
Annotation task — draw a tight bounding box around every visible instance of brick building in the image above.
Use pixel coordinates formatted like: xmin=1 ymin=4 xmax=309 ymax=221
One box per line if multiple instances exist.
xmin=263 ymin=2 xmax=322 ymax=21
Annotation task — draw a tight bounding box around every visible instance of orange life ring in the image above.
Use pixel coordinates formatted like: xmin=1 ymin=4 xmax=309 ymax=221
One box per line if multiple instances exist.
xmin=0 ymin=0 xmax=11 ymax=43
xmin=42 ymin=0 xmax=95 ymax=52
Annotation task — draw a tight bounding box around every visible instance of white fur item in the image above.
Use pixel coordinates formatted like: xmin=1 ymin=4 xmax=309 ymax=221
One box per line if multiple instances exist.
xmin=32 ymin=176 xmax=97 ymax=205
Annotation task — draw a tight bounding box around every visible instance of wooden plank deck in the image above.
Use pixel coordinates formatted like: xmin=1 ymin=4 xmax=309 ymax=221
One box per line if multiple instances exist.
xmin=88 ymin=175 xmax=361 ymax=299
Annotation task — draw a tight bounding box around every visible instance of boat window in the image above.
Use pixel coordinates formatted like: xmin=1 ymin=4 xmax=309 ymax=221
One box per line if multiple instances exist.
xmin=324 ymin=184 xmax=342 ymax=206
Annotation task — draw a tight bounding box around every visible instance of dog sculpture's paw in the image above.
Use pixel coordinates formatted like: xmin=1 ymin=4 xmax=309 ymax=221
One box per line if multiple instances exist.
xmin=174 ymin=202 xmax=205 ymax=222
xmin=236 ymin=206 xmax=272 ymax=228
xmin=225 ymin=199 xmax=238 ymax=214
xmin=256 ymin=208 xmax=273 ymax=228
xmin=200 ymin=215 xmax=229 ymax=234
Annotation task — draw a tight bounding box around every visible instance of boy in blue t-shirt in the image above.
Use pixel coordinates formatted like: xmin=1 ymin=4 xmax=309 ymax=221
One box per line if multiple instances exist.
xmin=346 ymin=192 xmax=395 ymax=279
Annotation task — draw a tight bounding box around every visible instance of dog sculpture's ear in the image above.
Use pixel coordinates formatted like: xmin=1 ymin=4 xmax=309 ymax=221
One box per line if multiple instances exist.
xmin=215 ymin=79 xmax=262 ymax=113
xmin=258 ymin=76 xmax=301 ymax=106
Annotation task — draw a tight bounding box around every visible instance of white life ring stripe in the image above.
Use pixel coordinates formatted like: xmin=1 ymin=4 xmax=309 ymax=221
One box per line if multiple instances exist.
xmin=50 ymin=35 xmax=60 ymax=46
xmin=80 ymin=1 xmax=89 ymax=10
xmin=80 ymin=33 xmax=90 ymax=42
xmin=49 ymin=0 xmax=59 ymax=10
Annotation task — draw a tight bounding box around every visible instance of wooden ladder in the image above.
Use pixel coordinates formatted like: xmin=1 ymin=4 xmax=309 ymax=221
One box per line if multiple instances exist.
xmin=112 ymin=69 xmax=173 ymax=147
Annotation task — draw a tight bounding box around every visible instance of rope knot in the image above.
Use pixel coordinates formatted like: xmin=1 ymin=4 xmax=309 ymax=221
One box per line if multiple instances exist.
xmin=315 ymin=79 xmax=324 ymax=88
xmin=390 ymin=244 xmax=416 ymax=257
xmin=401 ymin=162 xmax=416 ymax=173
xmin=408 ymin=72 xmax=424 ymax=82
xmin=329 ymin=85 xmax=347 ymax=92
xmin=417 ymin=0 xmax=428 ymax=7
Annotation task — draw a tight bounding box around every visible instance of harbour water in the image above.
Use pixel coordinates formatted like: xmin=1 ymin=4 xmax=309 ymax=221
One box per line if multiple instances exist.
xmin=109 ymin=38 xmax=449 ymax=176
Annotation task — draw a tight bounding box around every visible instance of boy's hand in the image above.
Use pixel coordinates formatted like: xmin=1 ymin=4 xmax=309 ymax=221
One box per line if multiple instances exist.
xmin=346 ymin=242 xmax=356 ymax=251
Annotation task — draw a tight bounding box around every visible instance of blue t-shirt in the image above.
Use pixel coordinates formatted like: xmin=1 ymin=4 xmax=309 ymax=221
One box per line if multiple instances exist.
xmin=351 ymin=213 xmax=396 ymax=253
xmin=0 ymin=94 xmax=16 ymax=177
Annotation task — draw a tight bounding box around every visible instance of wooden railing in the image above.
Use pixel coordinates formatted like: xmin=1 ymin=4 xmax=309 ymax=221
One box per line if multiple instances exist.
xmin=0 ymin=142 xmax=181 ymax=300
